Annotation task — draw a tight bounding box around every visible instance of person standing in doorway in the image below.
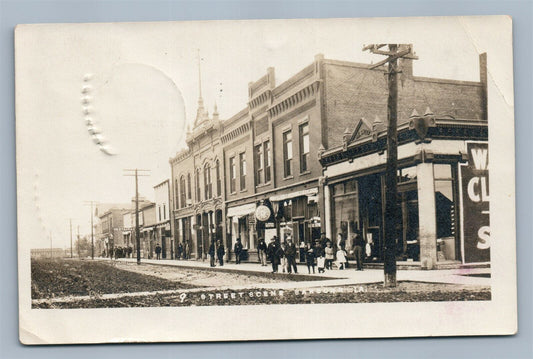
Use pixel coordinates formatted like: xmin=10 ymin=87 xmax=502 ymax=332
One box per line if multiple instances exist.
xmin=216 ymin=239 xmax=225 ymax=266
xmin=234 ymin=238 xmax=243 ymax=264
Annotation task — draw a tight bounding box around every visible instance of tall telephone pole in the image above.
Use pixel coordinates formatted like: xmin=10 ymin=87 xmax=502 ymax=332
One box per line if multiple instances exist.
xmin=123 ymin=169 xmax=151 ymax=265
xmin=83 ymin=201 xmax=98 ymax=259
xmin=69 ymin=219 xmax=73 ymax=258
xmin=363 ymin=44 xmax=418 ymax=287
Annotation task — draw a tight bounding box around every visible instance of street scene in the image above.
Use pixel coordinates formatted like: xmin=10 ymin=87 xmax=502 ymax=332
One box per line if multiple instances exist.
xmin=30 ymin=42 xmax=492 ymax=309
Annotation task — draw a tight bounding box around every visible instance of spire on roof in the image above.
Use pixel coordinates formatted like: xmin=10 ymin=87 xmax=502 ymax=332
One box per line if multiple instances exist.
xmin=194 ymin=49 xmax=208 ymax=127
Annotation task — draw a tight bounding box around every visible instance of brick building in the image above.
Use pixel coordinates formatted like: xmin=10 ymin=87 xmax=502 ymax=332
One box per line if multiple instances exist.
xmin=154 ymin=180 xmax=172 ymax=259
xmin=95 ymin=204 xmax=131 ymax=258
xmin=170 ymin=50 xmax=489 ymax=267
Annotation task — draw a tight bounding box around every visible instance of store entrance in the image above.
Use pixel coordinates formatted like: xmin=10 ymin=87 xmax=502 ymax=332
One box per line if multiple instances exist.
xmin=397 ymin=182 xmax=420 ymax=261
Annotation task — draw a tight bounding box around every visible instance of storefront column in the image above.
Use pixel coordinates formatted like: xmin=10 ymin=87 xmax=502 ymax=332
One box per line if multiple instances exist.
xmin=324 ymin=184 xmax=333 ymax=240
xmin=417 ymin=162 xmax=437 ymax=269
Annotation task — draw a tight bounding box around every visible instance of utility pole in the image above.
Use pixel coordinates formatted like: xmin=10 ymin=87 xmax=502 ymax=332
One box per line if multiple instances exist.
xmin=363 ymin=44 xmax=418 ymax=287
xmin=69 ymin=219 xmax=73 ymax=258
xmin=83 ymin=201 xmax=98 ymax=259
xmin=77 ymin=225 xmax=80 ymax=258
xmin=123 ymin=169 xmax=151 ymax=265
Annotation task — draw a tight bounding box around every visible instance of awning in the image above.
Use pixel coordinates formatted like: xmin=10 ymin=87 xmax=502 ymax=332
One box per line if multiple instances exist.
xmin=227 ymin=203 xmax=256 ymax=218
xmin=270 ymin=187 xmax=318 ymax=202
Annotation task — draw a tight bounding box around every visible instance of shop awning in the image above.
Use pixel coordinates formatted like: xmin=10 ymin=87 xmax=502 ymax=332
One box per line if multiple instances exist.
xmin=227 ymin=203 xmax=256 ymax=218
xmin=270 ymin=187 xmax=318 ymax=202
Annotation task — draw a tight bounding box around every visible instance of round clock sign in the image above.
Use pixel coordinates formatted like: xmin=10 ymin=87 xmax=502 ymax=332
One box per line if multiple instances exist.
xmin=255 ymin=205 xmax=271 ymax=222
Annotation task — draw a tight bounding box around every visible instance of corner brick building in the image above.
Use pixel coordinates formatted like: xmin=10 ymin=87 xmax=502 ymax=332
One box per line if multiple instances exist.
xmin=170 ymin=50 xmax=488 ymax=268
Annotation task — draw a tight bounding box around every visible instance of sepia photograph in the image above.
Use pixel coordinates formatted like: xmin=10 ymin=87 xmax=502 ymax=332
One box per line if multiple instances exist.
xmin=15 ymin=15 xmax=515 ymax=344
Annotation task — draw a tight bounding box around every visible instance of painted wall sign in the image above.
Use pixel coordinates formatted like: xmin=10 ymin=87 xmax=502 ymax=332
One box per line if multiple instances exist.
xmin=459 ymin=141 xmax=490 ymax=263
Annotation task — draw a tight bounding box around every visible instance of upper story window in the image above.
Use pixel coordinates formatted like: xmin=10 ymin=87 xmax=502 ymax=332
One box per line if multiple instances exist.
xmin=264 ymin=140 xmax=271 ymax=183
xmin=204 ymin=163 xmax=212 ymax=199
xmin=283 ymin=130 xmax=293 ymax=177
xmin=158 ymin=206 xmax=162 ymax=222
xmin=215 ymin=160 xmax=221 ymax=197
xmin=229 ymin=157 xmax=236 ymax=193
xmin=179 ymin=176 xmax=186 ymax=208
xmin=239 ymin=152 xmax=246 ymax=191
xmin=163 ymin=204 xmax=166 ymax=220
xmin=299 ymin=123 xmax=309 ymax=172
xmin=174 ymin=178 xmax=179 ymax=209
xmin=255 ymin=144 xmax=264 ymax=186
xmin=187 ymin=173 xmax=192 ymax=200
xmin=195 ymin=169 xmax=201 ymax=202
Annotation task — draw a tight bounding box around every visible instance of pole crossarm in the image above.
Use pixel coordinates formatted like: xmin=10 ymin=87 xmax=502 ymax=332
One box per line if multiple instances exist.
xmin=364 ymin=44 xmax=418 ymax=69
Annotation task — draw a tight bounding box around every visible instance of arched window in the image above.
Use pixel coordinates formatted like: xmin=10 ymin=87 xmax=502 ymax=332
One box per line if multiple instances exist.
xmin=215 ymin=160 xmax=221 ymax=196
xmin=179 ymin=175 xmax=186 ymax=208
xmin=195 ymin=169 xmax=201 ymax=202
xmin=204 ymin=163 xmax=212 ymax=199
xmin=187 ymin=173 xmax=192 ymax=200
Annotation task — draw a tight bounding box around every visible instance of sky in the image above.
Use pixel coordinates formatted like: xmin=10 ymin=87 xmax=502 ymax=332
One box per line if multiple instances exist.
xmin=15 ymin=16 xmax=512 ymax=249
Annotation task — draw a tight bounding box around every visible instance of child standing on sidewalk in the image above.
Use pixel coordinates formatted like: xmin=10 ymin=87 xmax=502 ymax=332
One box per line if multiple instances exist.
xmin=325 ymin=241 xmax=334 ymax=270
xmin=336 ymin=247 xmax=347 ymax=270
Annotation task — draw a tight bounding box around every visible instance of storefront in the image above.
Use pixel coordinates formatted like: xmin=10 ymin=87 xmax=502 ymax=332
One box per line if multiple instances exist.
xmin=227 ymin=203 xmax=257 ymax=258
xmin=320 ymin=118 xmax=488 ymax=269
xmin=269 ymin=187 xmax=321 ymax=246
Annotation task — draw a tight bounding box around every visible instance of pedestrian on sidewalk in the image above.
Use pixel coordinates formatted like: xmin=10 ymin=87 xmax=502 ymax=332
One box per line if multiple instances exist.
xmin=279 ymin=243 xmax=288 ymax=273
xmin=155 ymin=244 xmax=162 ymax=260
xmin=216 ymin=239 xmax=225 ymax=266
xmin=285 ymin=238 xmax=298 ymax=274
xmin=299 ymin=240 xmax=306 ymax=263
xmin=325 ymin=241 xmax=334 ymax=270
xmin=184 ymin=240 xmax=190 ymax=260
xmin=257 ymin=237 xmax=267 ymax=266
xmin=234 ymin=238 xmax=243 ymax=264
xmin=267 ymin=237 xmax=280 ymax=273
xmin=336 ymin=247 xmax=347 ymax=270
xmin=305 ymin=243 xmax=316 ymax=274
xmin=208 ymin=240 xmax=216 ymax=267
xmin=177 ymin=242 xmax=183 ymax=260
xmin=353 ymin=230 xmax=365 ymax=271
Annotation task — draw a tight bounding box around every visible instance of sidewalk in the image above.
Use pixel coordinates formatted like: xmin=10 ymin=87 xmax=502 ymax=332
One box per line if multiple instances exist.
xmin=113 ymin=257 xmax=491 ymax=287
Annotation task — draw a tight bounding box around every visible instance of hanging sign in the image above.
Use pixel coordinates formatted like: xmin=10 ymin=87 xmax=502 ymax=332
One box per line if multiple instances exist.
xmin=255 ymin=205 xmax=271 ymax=222
xmin=459 ymin=141 xmax=490 ymax=263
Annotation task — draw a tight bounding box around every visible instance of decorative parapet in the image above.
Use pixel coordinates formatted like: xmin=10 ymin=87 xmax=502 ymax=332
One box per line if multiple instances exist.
xmin=268 ymin=80 xmax=321 ymax=118
xmin=220 ymin=121 xmax=252 ymax=144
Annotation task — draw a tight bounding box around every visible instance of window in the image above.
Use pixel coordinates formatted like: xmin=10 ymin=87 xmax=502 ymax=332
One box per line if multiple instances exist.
xmin=179 ymin=176 xmax=186 ymax=208
xmin=255 ymin=144 xmax=264 ymax=186
xmin=187 ymin=173 xmax=192 ymax=200
xmin=299 ymin=123 xmax=309 ymax=172
xmin=264 ymin=140 xmax=271 ymax=183
xmin=195 ymin=169 xmax=201 ymax=202
xmin=174 ymin=178 xmax=179 ymax=209
xmin=283 ymin=131 xmax=293 ymax=177
xmin=204 ymin=164 xmax=212 ymax=199
xmin=158 ymin=206 xmax=161 ymax=222
xmin=215 ymin=160 xmax=221 ymax=196
xmin=229 ymin=157 xmax=236 ymax=193
xmin=163 ymin=204 xmax=166 ymax=220
xmin=239 ymin=152 xmax=246 ymax=190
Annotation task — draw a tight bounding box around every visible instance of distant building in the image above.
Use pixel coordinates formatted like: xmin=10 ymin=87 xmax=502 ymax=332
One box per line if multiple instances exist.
xmin=95 ymin=203 xmax=131 ymax=258
xmin=31 ymin=248 xmax=66 ymax=259
xmin=154 ymin=180 xmax=172 ymax=259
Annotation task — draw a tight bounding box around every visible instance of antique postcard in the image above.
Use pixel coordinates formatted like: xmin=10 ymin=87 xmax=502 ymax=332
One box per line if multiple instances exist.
xmin=16 ymin=16 xmax=516 ymax=344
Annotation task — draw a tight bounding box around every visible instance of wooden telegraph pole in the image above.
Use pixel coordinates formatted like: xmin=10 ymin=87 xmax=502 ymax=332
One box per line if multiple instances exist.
xmin=83 ymin=201 xmax=99 ymax=259
xmin=363 ymin=44 xmax=418 ymax=287
xmin=123 ymin=169 xmax=151 ymax=265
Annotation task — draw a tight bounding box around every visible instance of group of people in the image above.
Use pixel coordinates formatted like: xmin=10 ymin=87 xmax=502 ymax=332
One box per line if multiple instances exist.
xmin=256 ymin=231 xmax=366 ymax=274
